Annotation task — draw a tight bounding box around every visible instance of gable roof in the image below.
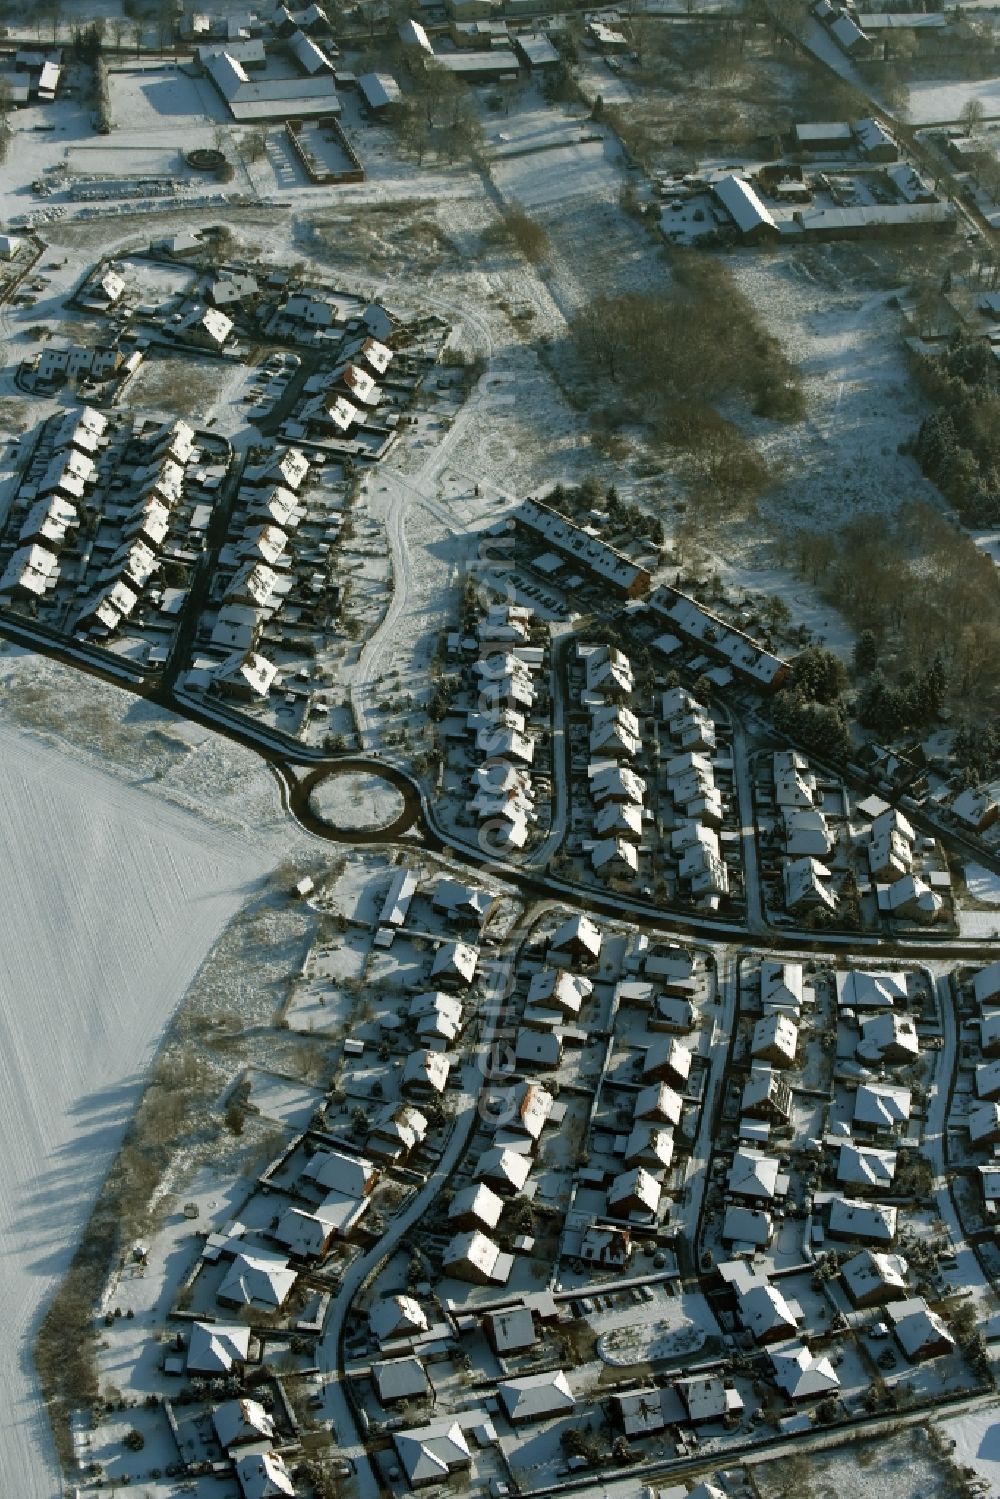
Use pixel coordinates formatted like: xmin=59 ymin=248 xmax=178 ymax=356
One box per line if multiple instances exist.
xmin=739 ymin=1280 xmax=798 ymax=1341
xmin=829 ymin=1195 xmax=897 ymax=1243
xmin=369 ymin=1294 xmax=428 ymax=1344
xmin=713 ymin=173 xmax=778 ymax=234
xmin=235 ymin=1450 xmax=296 ymax=1499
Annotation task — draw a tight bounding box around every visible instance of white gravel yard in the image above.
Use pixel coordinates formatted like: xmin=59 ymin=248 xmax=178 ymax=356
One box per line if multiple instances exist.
xmin=0 ymin=716 xmax=275 ymax=1499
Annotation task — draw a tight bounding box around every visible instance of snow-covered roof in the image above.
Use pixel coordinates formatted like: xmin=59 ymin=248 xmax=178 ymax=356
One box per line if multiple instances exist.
xmin=357 ymin=70 xmax=403 ymax=109
xmin=234 ymin=1449 xmax=296 ymax=1499
xmin=608 ymin=1165 xmax=661 ymax=1215
xmin=549 ymin=913 xmax=602 ymax=957
xmin=712 ymin=173 xmax=778 ymax=235
xmin=837 ymin=1142 xmax=897 ymax=1190
xmin=751 ymin=1012 xmax=798 ymax=1065
xmin=187 ymin=1320 xmax=250 ymax=1374
xmin=449 ymin=1182 xmax=504 ymax=1230
xmin=829 ymin=1196 xmax=897 ymax=1244
xmin=394 ymin=1421 xmax=471 ymax=1487
xmin=214 ymin=1398 xmax=276 ymax=1450
xmin=840 ymin=1248 xmax=908 ymax=1305
xmin=887 ymin=1297 xmax=955 ymax=1361
xmin=374 ymin=1354 xmax=429 ymax=1402
xmin=727 ymin=1147 xmax=781 ymax=1201
xmin=739 ymin=1280 xmax=798 ymax=1342
xmin=854 ymin=1081 xmax=911 ymax=1130
xmin=476 ymin=1145 xmax=532 ymax=1192
xmin=770 ymin=1342 xmax=840 ymax=1399
xmin=370 ymin=1294 xmax=429 ymax=1345
xmin=303 ymin=1147 xmax=377 ymax=1197
xmin=857 ymin=1011 xmax=919 ymax=1064
xmin=402 ymin=1047 xmax=452 ymax=1094
xmin=839 ymin=971 xmax=905 ymax=1007
xmin=498 ymin=1369 xmax=575 ymax=1422
xmin=218 ymin=1251 xmax=296 ymax=1310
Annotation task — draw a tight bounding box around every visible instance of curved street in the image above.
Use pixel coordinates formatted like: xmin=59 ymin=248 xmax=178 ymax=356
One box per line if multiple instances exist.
xmin=315 ymin=931 xmax=519 ymax=1497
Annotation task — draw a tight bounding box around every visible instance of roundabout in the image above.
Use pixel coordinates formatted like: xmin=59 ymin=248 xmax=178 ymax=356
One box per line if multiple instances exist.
xmin=290 ymin=761 xmax=420 ymax=842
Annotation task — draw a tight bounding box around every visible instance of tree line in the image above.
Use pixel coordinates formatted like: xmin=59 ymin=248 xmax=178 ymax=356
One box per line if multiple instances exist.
xmin=786 ymin=501 xmax=1000 ymax=714
xmin=544 ymin=478 xmax=665 ymax=546
xmin=910 ymin=334 xmax=1000 ymax=526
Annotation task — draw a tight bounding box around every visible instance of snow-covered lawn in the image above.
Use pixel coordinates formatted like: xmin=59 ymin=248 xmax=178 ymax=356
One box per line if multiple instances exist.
xmin=942 ymin=1404 xmax=1000 ymax=1495
xmin=308 ymin=770 xmax=405 ymax=831
xmin=0 ymin=716 xmax=275 ymax=1497
xmin=245 ymin=1067 xmax=324 ymax=1130
xmin=492 ymin=137 xmax=624 ymax=213
xmin=965 ymin=863 xmax=1000 ymax=905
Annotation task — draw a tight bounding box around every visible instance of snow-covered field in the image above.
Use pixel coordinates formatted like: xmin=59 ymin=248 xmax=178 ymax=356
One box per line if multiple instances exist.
xmin=727 ymin=253 xmax=937 ymax=534
xmin=755 ymin=1425 xmax=957 ymax=1498
xmin=908 ymin=77 xmax=1000 ymax=125
xmin=0 ymin=705 xmax=281 ymax=1495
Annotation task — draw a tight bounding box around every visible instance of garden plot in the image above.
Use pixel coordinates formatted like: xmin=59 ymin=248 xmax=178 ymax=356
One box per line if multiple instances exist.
xmin=318 ymin=851 xmax=399 ymax=926
xmin=964 ymin=863 xmax=1000 ymax=905
xmin=244 ymin=1067 xmax=324 ymax=1130
xmin=118 ymin=257 xmax=197 ymax=302
xmin=942 ymin=1404 xmax=1000 ymax=1495
xmin=0 ymin=716 xmax=272 ymax=1499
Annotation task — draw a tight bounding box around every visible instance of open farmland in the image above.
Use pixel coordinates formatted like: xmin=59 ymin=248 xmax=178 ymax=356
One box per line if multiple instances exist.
xmin=0 ymin=715 xmax=274 ymax=1498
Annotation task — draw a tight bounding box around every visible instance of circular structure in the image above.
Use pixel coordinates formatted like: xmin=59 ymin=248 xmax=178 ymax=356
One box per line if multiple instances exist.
xmin=308 ymin=769 xmax=407 ymax=834
xmin=186 ymin=147 xmax=227 ymax=172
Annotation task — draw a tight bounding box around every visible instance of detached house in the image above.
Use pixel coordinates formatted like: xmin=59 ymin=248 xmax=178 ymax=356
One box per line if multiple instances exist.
xmin=442 ymin=1229 xmax=512 ymax=1285
xmin=643 ymin=1036 xmax=692 ymax=1090
xmin=751 ymin=1013 xmax=798 ymax=1068
xmin=401 ymin=1048 xmax=451 ymax=1099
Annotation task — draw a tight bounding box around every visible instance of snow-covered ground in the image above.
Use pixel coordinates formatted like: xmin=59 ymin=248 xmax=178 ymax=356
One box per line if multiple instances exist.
xmin=308 ymin=770 xmax=405 ymax=831
xmin=0 ymin=714 xmax=277 ymax=1498
xmin=726 ymin=253 xmax=937 ymax=536
xmin=908 ymin=77 xmax=1000 ymax=125
xmin=942 ymin=1405 xmax=1000 ymax=1495
xmin=966 ymin=864 xmax=1000 ymax=905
